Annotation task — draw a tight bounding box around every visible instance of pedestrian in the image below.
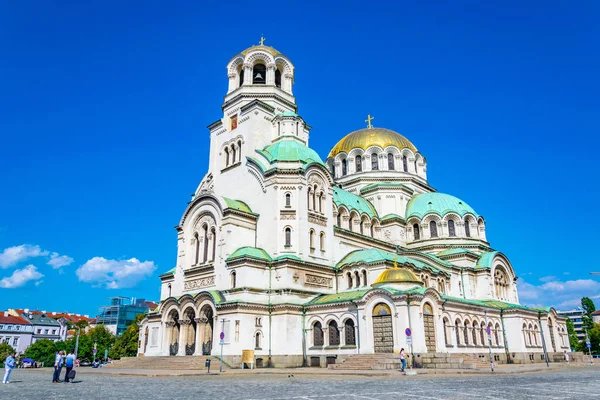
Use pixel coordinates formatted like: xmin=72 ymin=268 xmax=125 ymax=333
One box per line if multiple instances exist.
xmin=400 ymin=347 xmax=407 ymax=373
xmin=564 ymin=350 xmax=569 ymax=364
xmin=3 ymin=351 xmax=16 ymax=384
xmin=64 ymin=351 xmax=75 ymax=383
xmin=52 ymin=351 xmax=64 ymax=383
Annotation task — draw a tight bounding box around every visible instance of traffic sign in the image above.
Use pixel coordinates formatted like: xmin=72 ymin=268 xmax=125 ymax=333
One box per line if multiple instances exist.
xmin=486 ymin=326 xmax=491 ymax=335
xmin=220 ymin=331 xmax=225 ymax=340
xmin=219 ymin=339 xmax=224 ymax=345
xmin=406 ymin=337 xmax=412 ymax=345
xmin=405 ymin=328 xmax=412 ymax=337
xmin=587 ymin=342 xmax=592 ymax=349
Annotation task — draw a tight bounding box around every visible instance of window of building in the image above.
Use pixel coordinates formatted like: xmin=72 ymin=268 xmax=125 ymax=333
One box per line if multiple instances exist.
xmin=211 ymin=227 xmax=216 ymax=262
xmin=44 ymin=329 xmax=48 ymax=335
xmin=231 ymin=271 xmax=236 ymax=289
xmin=255 ymin=332 xmax=261 ymax=349
xmin=285 ymin=193 xmax=291 ymax=207
xmin=13 ymin=337 xmax=18 ymax=346
xmin=387 ymin=153 xmax=395 ymax=170
xmin=355 ymin=156 xmax=362 ymax=172
xmin=362 ymin=270 xmax=367 ymax=286
xmin=313 ymin=322 xmax=324 ymax=346
xmin=309 ymin=229 xmax=315 ymax=249
xmin=320 ymin=232 xmax=325 ymax=251
xmin=253 ymin=63 xmax=266 ymax=84
xmin=342 ymin=159 xmax=347 ymax=176
xmin=194 ymin=232 xmax=200 ymax=265
xmin=224 ymin=148 xmax=229 ymax=167
xmin=413 ymin=223 xmax=420 ymax=240
xmin=275 ymin=69 xmax=281 ymax=88
xmin=336 ymin=213 xmax=341 ymax=227
xmin=239 ymin=69 xmax=244 ymax=87
xmin=371 ymin=153 xmax=378 ymax=170
xmin=464 ymin=220 xmax=471 ymax=237
xmin=402 ymin=155 xmax=408 ymax=172
xmin=285 ymin=227 xmax=291 ymax=247
xmin=448 ymin=220 xmax=456 ymax=237
xmin=328 ymin=321 xmax=340 ymax=346
xmin=7 ymin=326 xmax=12 ymax=331
xmin=347 ymin=272 xmax=352 ymax=288
xmin=430 ymin=221 xmax=438 ymax=238
xmin=345 ymin=320 xmax=356 ymax=346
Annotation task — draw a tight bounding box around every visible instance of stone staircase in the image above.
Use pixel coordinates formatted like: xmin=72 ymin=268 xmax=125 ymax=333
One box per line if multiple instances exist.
xmin=420 ymin=354 xmax=489 ymax=369
xmin=106 ymin=355 xmax=227 ymax=370
xmin=333 ymin=353 xmax=491 ymax=370
xmin=331 ymin=354 xmax=403 ymax=370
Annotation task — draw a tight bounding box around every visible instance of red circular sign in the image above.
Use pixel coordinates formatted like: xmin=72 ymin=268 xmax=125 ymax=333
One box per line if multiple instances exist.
xmin=220 ymin=332 xmax=225 ymax=340
xmin=405 ymin=328 xmax=411 ymax=336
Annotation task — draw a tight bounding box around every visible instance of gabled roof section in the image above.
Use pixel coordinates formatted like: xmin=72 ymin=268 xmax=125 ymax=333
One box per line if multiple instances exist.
xmin=336 ymin=248 xmax=439 ymax=273
xmin=226 ymin=247 xmax=272 ymax=263
xmin=159 ymin=267 xmax=176 ymax=277
xmin=476 ymin=251 xmax=499 ymax=270
xmin=333 ymin=187 xmax=378 ymax=218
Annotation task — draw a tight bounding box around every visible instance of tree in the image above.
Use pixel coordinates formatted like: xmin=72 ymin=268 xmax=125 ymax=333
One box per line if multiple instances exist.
xmin=0 ymin=342 xmax=15 ymax=367
xmin=110 ymin=313 xmax=146 ymax=360
xmin=566 ymin=318 xmax=582 ymax=351
xmin=23 ymin=339 xmax=58 ymax=367
xmin=589 ymin=322 xmax=600 ymax=355
xmin=581 ymin=297 xmax=596 ymax=332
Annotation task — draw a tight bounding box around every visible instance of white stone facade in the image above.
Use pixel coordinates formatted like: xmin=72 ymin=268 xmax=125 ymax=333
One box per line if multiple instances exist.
xmin=139 ymin=43 xmax=568 ymax=366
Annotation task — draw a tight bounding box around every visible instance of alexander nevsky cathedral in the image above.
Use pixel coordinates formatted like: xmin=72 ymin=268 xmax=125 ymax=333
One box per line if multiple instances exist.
xmin=138 ymin=41 xmax=569 ymax=368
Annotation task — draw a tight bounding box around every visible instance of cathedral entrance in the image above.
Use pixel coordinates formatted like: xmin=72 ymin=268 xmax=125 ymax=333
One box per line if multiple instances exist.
xmin=166 ymin=310 xmax=180 ymax=356
xmin=199 ymin=305 xmax=214 ymax=355
xmin=372 ymin=303 xmax=393 ymax=353
xmin=183 ymin=308 xmax=197 ymax=355
xmin=423 ymin=303 xmax=436 ymax=352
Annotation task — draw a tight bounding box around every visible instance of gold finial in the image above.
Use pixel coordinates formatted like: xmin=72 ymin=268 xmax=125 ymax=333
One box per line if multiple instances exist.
xmin=393 ymin=255 xmax=398 ymax=269
xmin=365 ymin=114 xmax=374 ymax=129
xmin=259 ymin=35 xmax=266 ymax=46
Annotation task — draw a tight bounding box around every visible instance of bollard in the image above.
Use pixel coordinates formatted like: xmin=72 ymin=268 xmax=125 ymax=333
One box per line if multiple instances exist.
xmin=205 ymin=358 xmax=211 ymax=374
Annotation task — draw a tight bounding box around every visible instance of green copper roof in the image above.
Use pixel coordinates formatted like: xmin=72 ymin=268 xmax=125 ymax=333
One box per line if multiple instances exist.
xmin=436 ymin=248 xmax=479 ymax=257
xmin=272 ymin=254 xmax=303 ymax=262
xmin=333 ymin=186 xmax=378 ymax=218
xmin=336 ymin=248 xmax=439 ymax=273
xmin=276 ymin=111 xmax=299 ymax=117
xmin=257 ymin=140 xmax=324 ymax=166
xmin=380 ymin=213 xmax=405 ymax=222
xmin=222 ymin=197 xmax=254 ymax=214
xmin=360 ymin=182 xmax=414 ymax=194
xmin=307 ymin=289 xmax=371 ymax=305
xmin=475 ymin=251 xmax=499 ymax=269
xmin=159 ymin=267 xmax=176 ymax=277
xmin=226 ymin=247 xmax=272 ymax=262
xmin=406 ymin=192 xmax=479 ymax=219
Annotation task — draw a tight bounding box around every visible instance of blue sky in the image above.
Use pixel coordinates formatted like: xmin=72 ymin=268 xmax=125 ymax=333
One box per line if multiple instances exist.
xmin=1 ymin=1 xmax=599 ymax=316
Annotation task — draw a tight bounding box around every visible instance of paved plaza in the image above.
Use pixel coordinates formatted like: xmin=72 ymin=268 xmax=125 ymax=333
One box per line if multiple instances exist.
xmin=1 ymin=367 xmax=599 ymax=399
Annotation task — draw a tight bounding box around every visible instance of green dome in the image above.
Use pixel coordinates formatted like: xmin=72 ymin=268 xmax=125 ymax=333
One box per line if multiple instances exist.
xmin=259 ymin=140 xmax=324 ymax=165
xmin=406 ymin=192 xmax=479 ymax=219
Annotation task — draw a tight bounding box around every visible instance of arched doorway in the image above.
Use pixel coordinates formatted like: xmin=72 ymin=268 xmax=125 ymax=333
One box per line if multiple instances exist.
xmin=372 ymin=303 xmax=393 ymax=353
xmin=183 ymin=308 xmax=197 ymax=355
xmin=199 ymin=305 xmax=214 ymax=355
xmin=423 ymin=303 xmax=436 ymax=352
xmin=166 ymin=310 xmax=180 ymax=356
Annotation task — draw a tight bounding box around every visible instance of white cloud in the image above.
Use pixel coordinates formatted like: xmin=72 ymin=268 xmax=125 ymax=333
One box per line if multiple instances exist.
xmin=517 ymin=278 xmax=600 ymax=310
xmin=0 ymin=265 xmax=44 ymax=288
xmin=76 ymin=257 xmax=156 ymax=289
xmin=0 ymin=245 xmax=48 ymax=268
xmin=47 ymin=252 xmax=74 ymax=269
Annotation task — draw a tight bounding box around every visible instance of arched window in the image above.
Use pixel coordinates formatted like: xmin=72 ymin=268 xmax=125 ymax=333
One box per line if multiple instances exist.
xmin=210 ymin=227 xmax=216 ymax=262
xmin=285 ymin=227 xmax=291 ymax=247
xmin=494 ymin=323 xmax=500 ymax=346
xmin=342 ymin=159 xmax=347 ymax=176
xmin=359 ymin=219 xmax=364 ymax=235
xmin=202 ymin=224 xmax=209 ymax=263
xmin=355 ymin=156 xmax=362 ymax=172
xmin=464 ymin=219 xmax=471 ymax=237
xmin=231 ymin=271 xmax=236 ymax=289
xmin=194 ymin=232 xmax=200 ymax=265
xmin=348 ymin=215 xmax=354 ymax=231
xmin=336 ymin=213 xmax=341 ymax=227
xmin=463 ymin=321 xmax=470 ymax=345
xmin=443 ymin=317 xmax=450 ymax=345
xmin=448 ymin=220 xmax=456 ymax=237
xmin=285 ymin=193 xmax=291 ymax=207
xmin=344 ymin=320 xmax=356 ymax=346
xmin=252 ymin=63 xmax=266 ymax=84
xmin=275 ymin=69 xmax=281 ymax=88
xmin=237 ymin=140 xmax=242 ymax=162
xmin=239 ymin=68 xmax=244 ymax=87
xmin=328 ymin=321 xmax=340 ymax=346
xmin=319 ymin=232 xmax=325 ymax=251
xmin=255 ymin=332 xmax=261 ymax=349
xmin=413 ymin=224 xmax=420 ymax=240
xmin=313 ymin=322 xmax=324 ymax=346
xmin=362 ymin=270 xmax=367 ymax=286
xmin=224 ymin=148 xmax=230 ymax=167
xmin=307 ymin=189 xmax=312 ymax=210
xmin=354 ymin=271 xmax=360 ymax=288
xmin=318 ymin=192 xmax=323 ymax=213
xmin=429 ymin=221 xmax=438 ymax=238
xmin=472 ymin=321 xmax=478 ymax=345
xmin=309 ymin=229 xmax=315 ymax=249
xmin=387 ymin=153 xmax=395 ymax=170
xmin=346 ymin=272 xmax=352 ymax=289
xmin=455 ymin=320 xmax=461 ymax=345
xmin=371 ymin=153 xmax=378 ymax=170
xmin=402 ymin=155 xmax=408 ymax=172
xmin=231 ymin=146 xmax=236 ymax=164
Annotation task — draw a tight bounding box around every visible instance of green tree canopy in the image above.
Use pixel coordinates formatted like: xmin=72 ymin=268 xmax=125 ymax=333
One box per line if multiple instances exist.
xmin=23 ymin=339 xmax=58 ymax=366
xmin=0 ymin=342 xmax=16 ymax=367
xmin=581 ymin=297 xmax=596 ymax=332
xmin=566 ymin=318 xmax=582 ymax=351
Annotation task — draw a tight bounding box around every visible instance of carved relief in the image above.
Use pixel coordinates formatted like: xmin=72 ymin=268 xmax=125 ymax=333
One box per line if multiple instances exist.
xmin=183 ymin=276 xmax=215 ymax=291
xmin=305 ymin=274 xmax=332 ymax=287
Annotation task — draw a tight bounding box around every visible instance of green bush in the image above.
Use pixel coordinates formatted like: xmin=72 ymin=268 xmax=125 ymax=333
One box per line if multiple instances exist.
xmin=23 ymin=339 xmax=58 ymax=367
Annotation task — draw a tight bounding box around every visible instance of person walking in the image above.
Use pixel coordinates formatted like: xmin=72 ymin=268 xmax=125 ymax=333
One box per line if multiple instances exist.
xmin=64 ymin=351 xmax=75 ymax=383
xmin=564 ymin=350 xmax=569 ymax=365
xmin=3 ymin=352 xmax=16 ymax=384
xmin=400 ymin=348 xmax=407 ymax=373
xmin=52 ymin=351 xmax=64 ymax=383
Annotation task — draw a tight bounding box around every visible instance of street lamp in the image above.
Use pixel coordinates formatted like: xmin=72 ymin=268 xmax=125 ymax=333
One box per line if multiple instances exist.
xmin=577 ymin=307 xmax=593 ymax=366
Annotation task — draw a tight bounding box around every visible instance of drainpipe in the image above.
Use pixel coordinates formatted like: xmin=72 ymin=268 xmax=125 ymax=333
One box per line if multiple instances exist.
xmin=268 ymin=263 xmax=273 ymax=367
xmin=538 ymin=311 xmax=550 ymax=368
xmin=500 ymin=309 xmax=511 ymax=364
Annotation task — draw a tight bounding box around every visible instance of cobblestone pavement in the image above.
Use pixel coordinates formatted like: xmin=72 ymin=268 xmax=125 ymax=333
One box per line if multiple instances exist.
xmin=1 ymin=367 xmax=598 ymax=399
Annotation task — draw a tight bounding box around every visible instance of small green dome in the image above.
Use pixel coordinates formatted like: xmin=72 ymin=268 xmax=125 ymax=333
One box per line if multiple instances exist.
xmin=260 ymin=140 xmax=324 ymax=165
xmin=406 ymin=192 xmax=479 ymax=219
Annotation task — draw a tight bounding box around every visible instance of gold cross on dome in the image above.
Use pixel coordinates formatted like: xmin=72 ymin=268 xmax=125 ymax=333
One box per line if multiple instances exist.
xmin=259 ymin=35 xmax=266 ymax=45
xmin=365 ymin=114 xmax=374 ymax=129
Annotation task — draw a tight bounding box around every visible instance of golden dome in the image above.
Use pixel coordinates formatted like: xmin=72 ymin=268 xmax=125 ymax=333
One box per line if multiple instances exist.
xmin=240 ymin=45 xmax=282 ymax=57
xmin=373 ymin=267 xmax=422 ymax=286
xmin=327 ymin=128 xmax=417 ymax=159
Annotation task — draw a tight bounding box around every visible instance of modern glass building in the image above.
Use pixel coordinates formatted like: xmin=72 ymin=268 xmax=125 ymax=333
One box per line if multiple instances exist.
xmin=557 ymin=309 xmax=585 ymax=341
xmin=96 ymin=297 xmax=153 ymax=336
